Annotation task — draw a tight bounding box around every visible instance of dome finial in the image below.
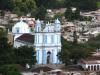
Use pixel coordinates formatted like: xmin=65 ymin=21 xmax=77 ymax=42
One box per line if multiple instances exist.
xmin=20 ymin=17 xmax=23 ymax=21
xmin=36 ymin=19 xmax=41 ymax=23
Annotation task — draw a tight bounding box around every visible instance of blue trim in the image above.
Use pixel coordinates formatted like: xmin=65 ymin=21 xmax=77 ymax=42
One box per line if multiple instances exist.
xmin=36 ymin=50 xmax=39 ymax=64
xmin=16 ymin=27 xmax=19 ymax=33
xmin=42 ymin=50 xmax=46 ymax=64
xmin=43 ymin=35 xmax=47 ymax=44
xmin=51 ymin=35 xmax=54 ymax=44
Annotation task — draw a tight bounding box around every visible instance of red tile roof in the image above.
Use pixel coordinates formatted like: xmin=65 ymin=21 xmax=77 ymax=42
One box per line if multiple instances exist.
xmin=16 ymin=34 xmax=34 ymax=44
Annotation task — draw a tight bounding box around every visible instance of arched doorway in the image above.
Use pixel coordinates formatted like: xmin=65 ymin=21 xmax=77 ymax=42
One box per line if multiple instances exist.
xmin=94 ymin=65 xmax=96 ymax=71
xmin=47 ymin=51 xmax=51 ymax=64
xmin=97 ymin=65 xmax=99 ymax=71
xmin=88 ymin=66 xmax=90 ymax=71
xmin=91 ymin=65 xmax=93 ymax=71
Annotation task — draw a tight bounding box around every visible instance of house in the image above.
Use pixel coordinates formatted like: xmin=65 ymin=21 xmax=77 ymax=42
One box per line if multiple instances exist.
xmin=79 ymin=52 xmax=100 ymax=71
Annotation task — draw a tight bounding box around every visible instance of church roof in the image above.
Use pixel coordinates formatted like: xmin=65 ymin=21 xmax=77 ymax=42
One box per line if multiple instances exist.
xmin=16 ymin=34 xmax=34 ymax=44
xmin=43 ymin=23 xmax=54 ymax=32
xmin=12 ymin=20 xmax=30 ymax=34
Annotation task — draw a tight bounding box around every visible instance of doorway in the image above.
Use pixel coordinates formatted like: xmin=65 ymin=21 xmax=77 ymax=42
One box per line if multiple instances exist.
xmin=47 ymin=51 xmax=51 ymax=64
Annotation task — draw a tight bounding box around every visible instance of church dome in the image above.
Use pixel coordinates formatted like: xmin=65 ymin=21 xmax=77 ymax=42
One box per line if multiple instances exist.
xmin=12 ymin=20 xmax=30 ymax=34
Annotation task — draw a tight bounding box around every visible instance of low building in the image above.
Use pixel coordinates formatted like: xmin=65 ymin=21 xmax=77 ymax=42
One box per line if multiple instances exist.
xmin=79 ymin=52 xmax=100 ymax=71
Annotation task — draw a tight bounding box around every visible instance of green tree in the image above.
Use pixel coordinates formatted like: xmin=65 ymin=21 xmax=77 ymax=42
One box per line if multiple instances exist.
xmin=34 ymin=6 xmax=47 ymax=20
xmin=0 ymin=37 xmax=15 ymax=65
xmin=58 ymin=37 xmax=93 ymax=65
xmin=12 ymin=0 xmax=36 ymax=16
xmin=14 ymin=46 xmax=36 ymax=66
xmin=87 ymin=34 xmax=100 ymax=50
xmin=64 ymin=0 xmax=97 ymax=11
xmin=0 ymin=64 xmax=22 ymax=75
xmin=65 ymin=8 xmax=80 ymax=21
xmin=0 ymin=0 xmax=13 ymax=10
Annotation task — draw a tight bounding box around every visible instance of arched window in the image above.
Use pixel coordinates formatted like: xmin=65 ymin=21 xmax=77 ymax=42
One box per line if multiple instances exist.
xmin=91 ymin=65 xmax=93 ymax=71
xmin=51 ymin=35 xmax=54 ymax=44
xmin=88 ymin=66 xmax=90 ymax=70
xmin=43 ymin=35 xmax=47 ymax=43
xmin=47 ymin=51 xmax=51 ymax=64
xmin=16 ymin=27 xmax=19 ymax=33
xmin=97 ymin=65 xmax=99 ymax=71
xmin=94 ymin=65 xmax=96 ymax=71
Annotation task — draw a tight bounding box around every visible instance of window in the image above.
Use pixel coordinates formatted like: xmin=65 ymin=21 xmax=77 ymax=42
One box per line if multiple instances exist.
xmin=43 ymin=35 xmax=47 ymax=43
xmin=51 ymin=35 xmax=54 ymax=44
xmin=16 ymin=27 xmax=19 ymax=33
xmin=57 ymin=35 xmax=61 ymax=43
xmin=38 ymin=27 xmax=39 ymax=31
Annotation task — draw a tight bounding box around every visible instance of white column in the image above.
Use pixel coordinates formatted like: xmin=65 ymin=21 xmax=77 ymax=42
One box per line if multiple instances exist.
xmin=52 ymin=49 xmax=57 ymax=64
xmin=92 ymin=65 xmax=94 ymax=71
xmin=38 ymin=50 xmax=42 ymax=64
xmin=98 ymin=65 xmax=100 ymax=71
xmin=96 ymin=64 xmax=98 ymax=71
xmin=89 ymin=65 xmax=91 ymax=71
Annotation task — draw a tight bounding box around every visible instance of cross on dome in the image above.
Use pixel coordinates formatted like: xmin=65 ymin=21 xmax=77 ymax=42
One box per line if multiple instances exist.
xmin=20 ymin=17 xmax=24 ymax=21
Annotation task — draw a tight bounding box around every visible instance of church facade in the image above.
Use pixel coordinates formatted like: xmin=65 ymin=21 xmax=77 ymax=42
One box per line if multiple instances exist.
xmin=12 ymin=18 xmax=61 ymax=64
xmin=34 ymin=19 xmax=61 ymax=64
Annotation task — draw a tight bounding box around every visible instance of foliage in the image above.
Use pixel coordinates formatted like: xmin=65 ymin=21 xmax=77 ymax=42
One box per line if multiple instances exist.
xmin=65 ymin=7 xmax=80 ymax=21
xmin=0 ymin=64 xmax=22 ymax=75
xmin=35 ymin=0 xmax=65 ymax=9
xmin=32 ymin=5 xmax=47 ymax=20
xmin=0 ymin=0 xmax=97 ymax=12
xmin=58 ymin=37 xmax=93 ymax=65
xmin=0 ymin=37 xmax=15 ymax=65
xmin=14 ymin=46 xmax=36 ymax=66
xmin=97 ymin=2 xmax=100 ymax=8
xmin=0 ymin=0 xmax=13 ymax=10
xmin=87 ymin=34 xmax=100 ymax=49
xmin=0 ymin=10 xmax=5 ymax=16
xmin=53 ymin=13 xmax=64 ymax=23
xmin=12 ymin=0 xmax=37 ymax=16
xmin=0 ymin=29 xmax=36 ymax=66
xmin=64 ymin=0 xmax=97 ymax=11
xmin=80 ymin=16 xmax=92 ymax=21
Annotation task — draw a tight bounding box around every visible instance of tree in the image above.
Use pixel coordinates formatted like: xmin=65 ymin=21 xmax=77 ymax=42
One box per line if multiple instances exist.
xmin=12 ymin=0 xmax=37 ymax=15
xmin=64 ymin=0 xmax=97 ymax=11
xmin=0 ymin=64 xmax=22 ymax=75
xmin=14 ymin=46 xmax=36 ymax=66
xmin=87 ymin=34 xmax=100 ymax=50
xmin=34 ymin=5 xmax=47 ymax=20
xmin=58 ymin=37 xmax=93 ymax=65
xmin=65 ymin=7 xmax=80 ymax=21
xmin=0 ymin=37 xmax=15 ymax=65
xmin=0 ymin=0 xmax=13 ymax=10
xmin=0 ymin=29 xmax=14 ymax=65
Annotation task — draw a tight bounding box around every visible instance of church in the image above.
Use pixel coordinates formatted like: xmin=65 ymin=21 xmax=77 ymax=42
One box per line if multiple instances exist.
xmin=12 ymin=18 xmax=61 ymax=64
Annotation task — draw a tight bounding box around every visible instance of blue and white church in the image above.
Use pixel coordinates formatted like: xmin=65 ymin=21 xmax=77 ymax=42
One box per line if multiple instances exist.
xmin=34 ymin=19 xmax=61 ymax=64
xmin=12 ymin=18 xmax=61 ymax=64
